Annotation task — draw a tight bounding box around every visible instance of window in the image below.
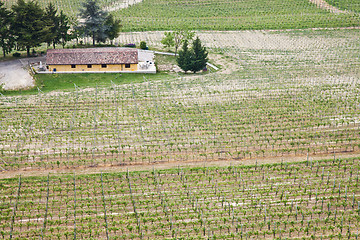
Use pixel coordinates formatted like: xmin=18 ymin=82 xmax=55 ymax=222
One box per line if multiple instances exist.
xmin=125 ymin=64 xmax=131 ymax=68
xmin=71 ymin=64 xmax=76 ymax=68
xmin=101 ymin=64 xmax=107 ymax=68
xmin=87 ymin=64 xmax=92 ymax=68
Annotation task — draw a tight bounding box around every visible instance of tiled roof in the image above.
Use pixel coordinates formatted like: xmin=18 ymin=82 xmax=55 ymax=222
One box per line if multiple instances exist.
xmin=46 ymin=48 xmax=138 ymax=65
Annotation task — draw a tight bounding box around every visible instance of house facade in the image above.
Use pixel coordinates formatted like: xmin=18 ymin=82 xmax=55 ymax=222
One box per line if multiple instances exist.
xmin=46 ymin=48 xmax=139 ymax=73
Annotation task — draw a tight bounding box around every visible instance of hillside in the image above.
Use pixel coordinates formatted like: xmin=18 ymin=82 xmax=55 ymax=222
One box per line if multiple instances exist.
xmin=0 ymin=0 xmax=359 ymax=238
xmin=3 ymin=0 xmax=360 ymax=31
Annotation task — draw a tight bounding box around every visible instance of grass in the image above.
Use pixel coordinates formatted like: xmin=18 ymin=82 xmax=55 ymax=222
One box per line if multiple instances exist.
xmin=1 ymin=72 xmax=176 ymax=96
xmin=326 ymin=0 xmax=360 ymax=13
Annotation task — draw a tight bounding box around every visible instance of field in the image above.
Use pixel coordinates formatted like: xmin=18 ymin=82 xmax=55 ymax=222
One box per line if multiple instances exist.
xmin=2 ymin=0 xmax=360 ymax=31
xmin=327 ymin=0 xmax=360 ymax=13
xmin=2 ymin=0 xmax=128 ymax=18
xmin=1 ymin=0 xmax=360 ymax=238
xmin=115 ymin=0 xmax=360 ymax=31
xmin=0 ymin=158 xmax=359 ymax=239
xmin=1 ymin=29 xmax=359 ymax=173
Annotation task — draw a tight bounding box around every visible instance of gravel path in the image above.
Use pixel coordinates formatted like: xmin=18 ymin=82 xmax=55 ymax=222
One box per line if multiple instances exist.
xmin=0 ymin=59 xmax=34 ymax=91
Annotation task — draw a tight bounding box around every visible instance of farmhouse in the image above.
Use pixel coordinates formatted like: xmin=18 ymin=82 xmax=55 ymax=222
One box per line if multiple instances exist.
xmin=46 ymin=47 xmax=156 ymax=73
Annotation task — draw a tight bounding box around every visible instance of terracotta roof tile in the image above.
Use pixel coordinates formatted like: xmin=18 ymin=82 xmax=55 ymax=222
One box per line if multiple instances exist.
xmin=46 ymin=48 xmax=138 ymax=65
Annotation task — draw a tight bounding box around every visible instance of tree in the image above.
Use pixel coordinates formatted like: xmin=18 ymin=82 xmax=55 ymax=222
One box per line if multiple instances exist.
xmin=176 ymin=40 xmax=192 ymax=73
xmin=140 ymin=41 xmax=147 ymax=50
xmin=176 ymin=37 xmax=208 ymax=74
xmin=43 ymin=3 xmax=59 ymax=49
xmin=71 ymin=19 xmax=85 ymax=45
xmin=161 ymin=32 xmax=175 ymax=50
xmin=58 ymin=10 xmax=71 ymax=48
xmin=104 ymin=14 xmax=121 ymax=45
xmin=11 ymin=0 xmax=46 ymax=57
xmin=161 ymin=30 xmax=194 ymax=56
xmin=78 ymin=0 xmax=109 ymax=46
xmin=189 ymin=37 xmax=208 ymax=73
xmin=0 ymin=1 xmax=15 ymax=57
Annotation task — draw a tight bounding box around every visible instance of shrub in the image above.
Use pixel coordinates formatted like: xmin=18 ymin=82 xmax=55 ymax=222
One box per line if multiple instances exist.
xmin=140 ymin=41 xmax=147 ymax=50
xmin=13 ymin=52 xmax=21 ymax=57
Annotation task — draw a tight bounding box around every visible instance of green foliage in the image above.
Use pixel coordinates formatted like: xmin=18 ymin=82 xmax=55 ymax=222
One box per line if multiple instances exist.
xmin=161 ymin=30 xmax=194 ymax=55
xmin=0 ymin=158 xmax=359 ymax=238
xmin=43 ymin=3 xmax=59 ymax=48
xmin=327 ymin=0 xmax=360 ymax=13
xmin=78 ymin=0 xmax=121 ymax=46
xmin=0 ymin=1 xmax=15 ymax=57
xmin=58 ymin=10 xmax=71 ymax=48
xmin=28 ymin=72 xmax=174 ymax=94
xmin=115 ymin=0 xmax=360 ymax=31
xmin=189 ymin=37 xmax=208 ymax=73
xmin=11 ymin=0 xmax=46 ymax=56
xmin=161 ymin=32 xmax=175 ymax=49
xmin=177 ymin=37 xmax=208 ymax=73
xmin=2 ymin=0 xmax=359 ymax=31
xmin=176 ymin=40 xmax=191 ymax=73
xmin=139 ymin=41 xmax=147 ymax=50
xmin=43 ymin=5 xmax=71 ymax=49
xmin=104 ymin=14 xmax=122 ymax=45
xmin=78 ymin=0 xmax=109 ymax=45
xmin=12 ymin=52 xmax=20 ymax=57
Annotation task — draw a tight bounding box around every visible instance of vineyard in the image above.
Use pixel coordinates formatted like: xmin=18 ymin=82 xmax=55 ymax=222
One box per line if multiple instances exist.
xmin=0 ymin=1 xmax=360 ymax=237
xmin=2 ymin=29 xmax=360 ymax=173
xmin=0 ymin=158 xmax=359 ymax=239
xmin=2 ymin=0 xmax=360 ymax=31
xmin=1 ymin=74 xmax=360 ymax=172
xmin=114 ymin=0 xmax=360 ymax=31
xmin=2 ymin=0 xmax=132 ymax=18
xmin=326 ymin=0 xmax=360 ymax=13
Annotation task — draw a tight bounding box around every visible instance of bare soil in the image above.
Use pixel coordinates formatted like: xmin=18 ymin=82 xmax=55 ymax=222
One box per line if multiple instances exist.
xmin=1 ymin=151 xmax=359 ymax=179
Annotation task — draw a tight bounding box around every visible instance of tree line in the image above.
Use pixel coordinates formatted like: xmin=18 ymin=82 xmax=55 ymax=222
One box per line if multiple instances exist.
xmin=0 ymin=0 xmax=121 ymax=57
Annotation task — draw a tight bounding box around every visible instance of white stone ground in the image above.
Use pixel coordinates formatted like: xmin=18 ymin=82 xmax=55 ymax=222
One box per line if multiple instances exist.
xmin=105 ymin=0 xmax=143 ymax=12
xmin=0 ymin=58 xmax=36 ymax=91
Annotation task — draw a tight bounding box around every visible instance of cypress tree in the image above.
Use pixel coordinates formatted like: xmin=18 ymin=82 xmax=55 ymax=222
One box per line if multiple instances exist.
xmin=176 ymin=40 xmax=192 ymax=73
xmin=43 ymin=3 xmax=59 ymax=49
xmin=58 ymin=10 xmax=71 ymax=48
xmin=189 ymin=37 xmax=208 ymax=73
